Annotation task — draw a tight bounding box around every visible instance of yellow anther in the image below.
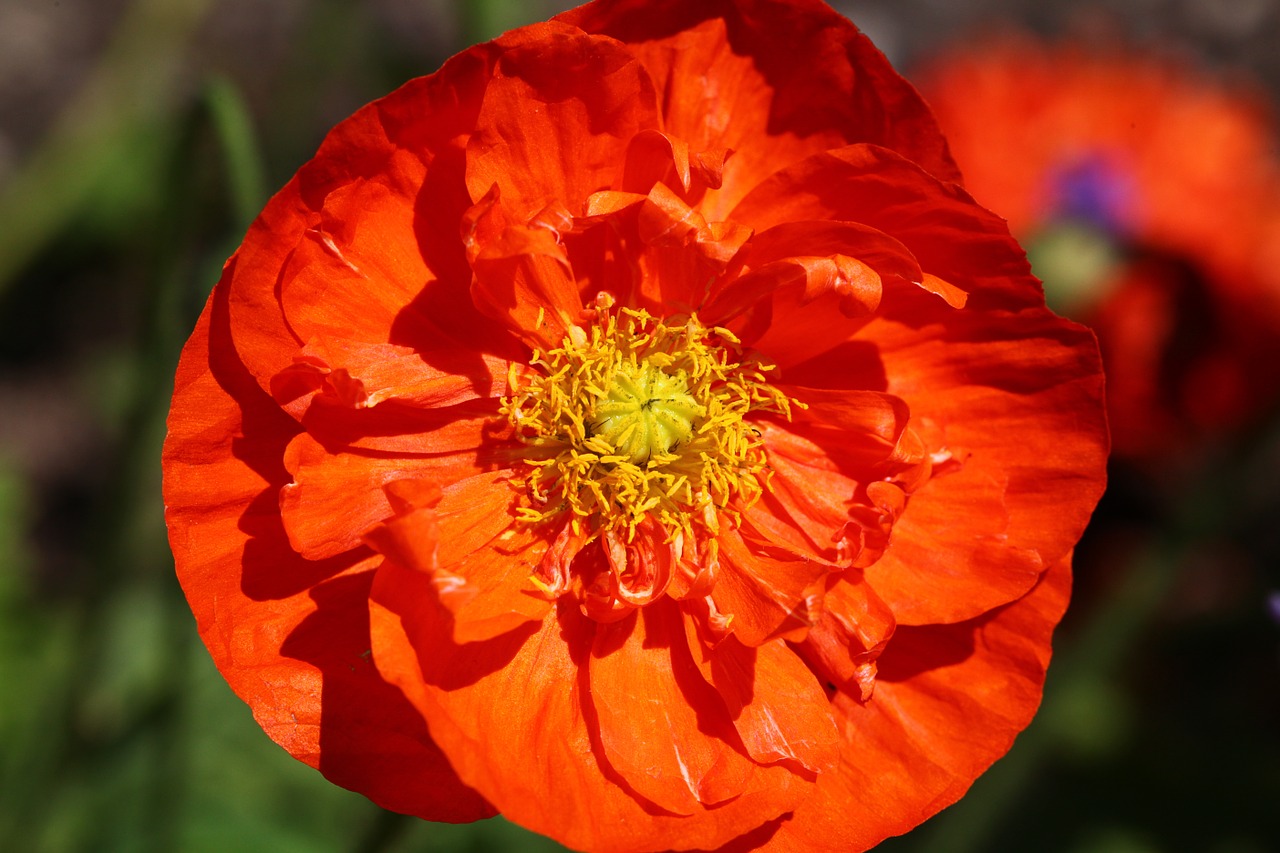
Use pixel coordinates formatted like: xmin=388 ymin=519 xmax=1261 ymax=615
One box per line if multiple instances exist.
xmin=502 ymin=305 xmax=796 ymax=542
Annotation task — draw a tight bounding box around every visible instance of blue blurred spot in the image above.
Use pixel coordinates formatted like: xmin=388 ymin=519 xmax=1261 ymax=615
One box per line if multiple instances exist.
xmin=1044 ymin=154 xmax=1138 ymax=235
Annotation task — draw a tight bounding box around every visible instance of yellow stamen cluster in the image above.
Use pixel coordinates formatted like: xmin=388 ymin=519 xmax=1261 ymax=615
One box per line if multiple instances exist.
xmin=501 ymin=306 xmax=794 ymax=542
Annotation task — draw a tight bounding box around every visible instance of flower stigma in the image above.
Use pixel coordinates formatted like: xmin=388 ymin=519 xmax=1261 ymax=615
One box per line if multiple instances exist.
xmin=501 ymin=303 xmax=797 ymax=544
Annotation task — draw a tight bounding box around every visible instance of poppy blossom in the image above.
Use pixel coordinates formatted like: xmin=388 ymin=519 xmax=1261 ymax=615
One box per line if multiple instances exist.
xmin=917 ymin=36 xmax=1280 ymax=461
xmin=162 ymin=1 xmax=1108 ymax=851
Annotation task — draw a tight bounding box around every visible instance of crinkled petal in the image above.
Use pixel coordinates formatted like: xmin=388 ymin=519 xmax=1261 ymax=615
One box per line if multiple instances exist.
xmin=269 ymin=337 xmax=506 ymax=422
xmin=560 ymin=0 xmax=959 ymax=219
xmin=748 ymin=387 xmax=909 ymax=560
xmin=759 ymin=555 xmax=1072 ymax=852
xmin=278 ymin=397 xmax=518 ymax=561
xmin=279 ymin=175 xmax=434 ymax=348
xmin=704 ymin=220 xmax=919 ymax=329
xmin=163 ymin=288 xmax=490 ymax=821
xmin=683 ymin=627 xmax=839 ymax=776
xmin=575 ymin=181 xmax=752 ymax=312
xmin=711 ymin=525 xmax=832 ymax=647
xmin=868 ymin=456 xmax=1045 ymax=625
xmin=280 ymin=431 xmax=464 ymax=562
xmin=855 ymin=308 xmax=1107 ymax=624
xmin=363 ymin=472 xmax=552 ymax=643
xmin=795 ymin=577 xmax=897 ymax=702
xmin=368 ymin=591 xmax=813 ymax=853
xmin=227 ymin=44 xmax=515 ymax=400
xmin=466 ymin=190 xmax=586 ymax=351
xmin=465 ymin=23 xmax=662 ymax=222
xmin=619 ymin=128 xmax=729 ymax=200
xmin=295 ymin=395 xmax=514 ymax=456
xmin=590 ymin=601 xmax=756 ymax=814
xmin=729 ymin=144 xmax=1038 ymax=321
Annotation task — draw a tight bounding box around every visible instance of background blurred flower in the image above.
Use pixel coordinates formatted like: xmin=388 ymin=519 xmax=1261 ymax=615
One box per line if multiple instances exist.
xmin=163 ymin=1 xmax=1106 ymax=851
xmin=916 ymin=35 xmax=1280 ymax=462
xmin=897 ymin=28 xmax=1280 ymax=853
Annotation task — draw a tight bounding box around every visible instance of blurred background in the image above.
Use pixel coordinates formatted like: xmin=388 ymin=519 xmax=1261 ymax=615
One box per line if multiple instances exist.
xmin=1 ymin=0 xmax=1277 ymax=851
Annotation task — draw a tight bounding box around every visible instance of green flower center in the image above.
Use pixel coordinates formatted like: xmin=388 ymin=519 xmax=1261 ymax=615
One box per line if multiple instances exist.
xmin=591 ymin=362 xmax=705 ymax=465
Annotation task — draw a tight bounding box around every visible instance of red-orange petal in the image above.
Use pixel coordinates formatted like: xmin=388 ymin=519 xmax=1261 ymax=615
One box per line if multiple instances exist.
xmin=857 ymin=307 xmax=1108 ymax=624
xmin=226 ymin=44 xmax=516 ymax=400
xmin=277 ymin=174 xmax=432 ymax=349
xmin=293 ymin=395 xmax=512 ymax=456
xmin=748 ymin=387 xmax=909 ymax=561
xmin=466 ymin=192 xmax=586 ymax=351
xmin=465 ymin=23 xmax=661 ymax=223
xmin=368 ymin=592 xmax=813 ymax=852
xmin=729 ymin=144 xmax=1040 ymax=318
xmin=796 ymin=576 xmax=897 ymax=702
xmin=278 ymin=400 xmax=513 ymax=561
xmin=575 ymin=180 xmax=753 ymax=313
xmin=363 ymin=472 xmax=551 ymax=643
xmin=761 ymin=555 xmax=1072 ymax=852
xmin=621 ymin=129 xmax=694 ymax=196
xmin=683 ymin=628 xmax=839 ymax=775
xmin=711 ymin=525 xmax=832 ymax=647
xmin=705 ymin=220 xmax=920 ymax=327
xmin=280 ymin=433 xmax=408 ymax=561
xmin=269 ymin=336 xmax=507 ymax=421
xmin=590 ymin=601 xmax=756 ymax=813
xmin=164 ymin=288 xmax=491 ymax=821
xmin=560 ymin=0 xmax=959 ymax=220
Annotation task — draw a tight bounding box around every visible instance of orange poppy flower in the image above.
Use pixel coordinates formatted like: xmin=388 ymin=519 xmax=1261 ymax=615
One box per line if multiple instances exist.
xmin=163 ymin=1 xmax=1108 ymax=850
xmin=917 ymin=36 xmax=1280 ymax=461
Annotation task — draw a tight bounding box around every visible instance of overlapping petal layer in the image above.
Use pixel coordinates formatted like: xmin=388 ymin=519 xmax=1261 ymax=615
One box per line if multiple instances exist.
xmin=163 ymin=2 xmax=1108 ymax=851
xmin=917 ymin=37 xmax=1280 ymax=460
xmin=164 ymin=286 xmax=492 ymax=821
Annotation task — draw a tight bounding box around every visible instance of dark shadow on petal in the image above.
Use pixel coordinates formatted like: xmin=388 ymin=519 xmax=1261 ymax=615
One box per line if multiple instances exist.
xmin=197 ymin=122 xmax=497 ymax=823
xmin=396 ymin=141 xmax=525 ymax=375
xmin=559 ymin=0 xmax=957 ymax=179
xmin=392 ymin=561 xmax=543 ymax=691
xmin=591 ymin=609 xmax=637 ymax=658
xmin=568 ymin=602 xmax=688 ymax=819
xmin=653 ymin=602 xmax=753 ymax=750
xmin=423 ymin=619 xmax=544 ymax=692
xmin=692 ymin=813 xmax=787 ymax=852
xmin=298 ymin=396 xmax=507 ymax=455
xmin=781 ymin=339 xmax=887 ymax=392
xmin=875 ymin=618 xmax=982 ymax=684
xmin=239 ymin=494 xmax=373 ymax=600
xmin=281 ymin=568 xmax=495 ymax=820
xmin=205 ymin=266 xmax=370 ymax=600
xmin=207 ymin=257 xmax=300 ymax=485
xmin=709 ymin=638 xmax=758 ymax=716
